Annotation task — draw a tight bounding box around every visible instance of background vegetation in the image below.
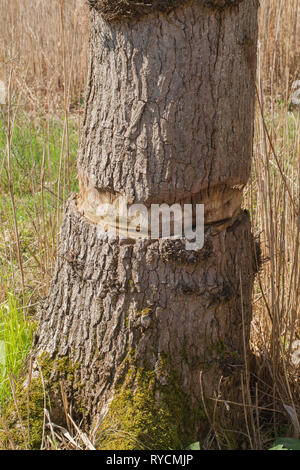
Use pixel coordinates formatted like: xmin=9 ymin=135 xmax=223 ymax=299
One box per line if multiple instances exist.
xmin=0 ymin=0 xmax=299 ymax=450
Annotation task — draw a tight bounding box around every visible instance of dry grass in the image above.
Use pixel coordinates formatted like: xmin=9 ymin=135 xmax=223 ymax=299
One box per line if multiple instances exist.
xmin=0 ymin=0 xmax=88 ymax=114
xmin=258 ymin=0 xmax=300 ymax=97
xmin=0 ymin=0 xmax=299 ymax=450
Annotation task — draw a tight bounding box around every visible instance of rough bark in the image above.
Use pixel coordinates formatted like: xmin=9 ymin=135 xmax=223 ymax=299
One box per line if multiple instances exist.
xmin=78 ymin=0 xmax=257 ymax=211
xmin=87 ymin=0 xmax=245 ymax=21
xmin=32 ymin=0 xmax=258 ymax=449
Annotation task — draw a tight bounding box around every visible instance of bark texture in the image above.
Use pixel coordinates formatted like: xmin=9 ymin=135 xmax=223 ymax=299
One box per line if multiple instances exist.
xmin=87 ymin=0 xmax=245 ymax=21
xmin=78 ymin=0 xmax=257 ymax=209
xmin=33 ymin=0 xmax=258 ymax=449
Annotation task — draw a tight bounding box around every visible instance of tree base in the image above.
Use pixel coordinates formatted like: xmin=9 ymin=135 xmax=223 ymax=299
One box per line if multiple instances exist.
xmin=20 ymin=197 xmax=258 ymax=449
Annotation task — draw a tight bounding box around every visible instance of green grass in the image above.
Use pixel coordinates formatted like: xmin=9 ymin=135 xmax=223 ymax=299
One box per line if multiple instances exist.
xmin=0 ymin=112 xmax=79 ymax=230
xmin=0 ymin=111 xmax=80 ymax=293
xmin=0 ymin=292 xmax=35 ymax=408
xmin=0 ymin=113 xmax=79 ymax=196
xmin=0 ymin=111 xmax=80 ymax=410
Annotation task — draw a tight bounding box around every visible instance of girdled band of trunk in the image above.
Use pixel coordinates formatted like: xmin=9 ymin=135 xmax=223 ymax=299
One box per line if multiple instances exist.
xmin=76 ymin=181 xmax=243 ymax=235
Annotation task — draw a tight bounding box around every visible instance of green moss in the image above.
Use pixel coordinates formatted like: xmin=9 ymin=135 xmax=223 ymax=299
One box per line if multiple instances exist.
xmin=40 ymin=354 xmax=80 ymax=388
xmin=0 ymin=353 xmax=82 ymax=450
xmin=0 ymin=375 xmax=47 ymax=450
xmin=96 ymin=354 xmax=203 ymax=450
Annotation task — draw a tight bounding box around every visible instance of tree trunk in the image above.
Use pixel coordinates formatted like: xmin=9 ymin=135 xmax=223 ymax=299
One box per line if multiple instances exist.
xmin=34 ymin=0 xmax=258 ymax=450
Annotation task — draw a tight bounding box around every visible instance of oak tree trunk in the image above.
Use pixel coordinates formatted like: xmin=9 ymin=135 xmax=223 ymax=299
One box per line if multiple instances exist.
xmin=34 ymin=0 xmax=258 ymax=450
